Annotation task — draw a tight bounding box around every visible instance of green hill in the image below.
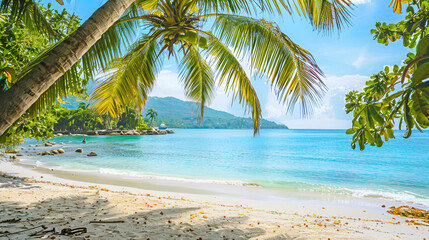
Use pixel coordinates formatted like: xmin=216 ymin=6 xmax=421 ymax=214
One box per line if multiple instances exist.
xmin=143 ymin=97 xmax=288 ymax=129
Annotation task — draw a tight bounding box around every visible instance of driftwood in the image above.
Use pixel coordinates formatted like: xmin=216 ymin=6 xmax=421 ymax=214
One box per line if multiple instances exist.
xmin=89 ymin=220 xmax=125 ymax=223
xmin=0 ymin=225 xmax=46 ymax=236
xmin=60 ymin=227 xmax=87 ymax=235
xmin=0 ymin=218 xmax=21 ymax=223
xmin=29 ymin=227 xmax=55 ymax=237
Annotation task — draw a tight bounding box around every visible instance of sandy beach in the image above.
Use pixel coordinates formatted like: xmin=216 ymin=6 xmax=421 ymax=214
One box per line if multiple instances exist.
xmin=0 ymin=159 xmax=427 ymax=240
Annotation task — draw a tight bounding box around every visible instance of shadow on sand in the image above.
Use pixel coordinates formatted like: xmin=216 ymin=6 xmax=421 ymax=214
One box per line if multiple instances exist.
xmin=0 ymin=176 xmax=302 ymax=240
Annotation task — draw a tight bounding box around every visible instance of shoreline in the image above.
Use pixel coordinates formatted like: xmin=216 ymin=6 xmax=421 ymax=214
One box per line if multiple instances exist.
xmin=1 ymin=159 xmax=428 ymax=239
xmin=14 ymin=153 xmax=429 ymax=210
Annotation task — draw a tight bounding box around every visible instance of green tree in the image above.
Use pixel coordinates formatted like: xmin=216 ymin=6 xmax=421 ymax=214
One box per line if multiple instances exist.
xmin=90 ymin=0 xmax=354 ymax=135
xmin=145 ymin=108 xmax=157 ymax=128
xmin=0 ymin=3 xmax=84 ymax=146
xmin=345 ymin=0 xmax=429 ymax=150
xmin=0 ymin=0 xmax=353 ymax=136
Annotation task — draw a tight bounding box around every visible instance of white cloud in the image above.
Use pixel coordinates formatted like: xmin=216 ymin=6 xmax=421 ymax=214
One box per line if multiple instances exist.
xmin=263 ymin=74 xmax=369 ymax=129
xmin=350 ymin=0 xmax=371 ymax=5
xmin=352 ymin=53 xmax=366 ymax=68
xmin=149 ymin=70 xmax=186 ymax=100
xmin=149 ymin=70 xmax=232 ymax=112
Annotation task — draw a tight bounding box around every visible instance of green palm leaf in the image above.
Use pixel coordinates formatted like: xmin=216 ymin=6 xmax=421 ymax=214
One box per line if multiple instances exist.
xmin=213 ymin=14 xmax=326 ymax=116
xmin=90 ymin=35 xmax=162 ymax=117
xmin=197 ymin=0 xmax=352 ymax=32
xmin=81 ymin=3 xmax=145 ymax=80
xmin=0 ymin=0 xmax=57 ymax=39
xmin=206 ymin=34 xmax=262 ymax=134
xmin=178 ymin=45 xmax=215 ymax=118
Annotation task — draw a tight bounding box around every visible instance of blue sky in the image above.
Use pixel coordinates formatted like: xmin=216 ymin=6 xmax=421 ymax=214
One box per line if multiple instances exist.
xmin=43 ymin=0 xmax=411 ymax=129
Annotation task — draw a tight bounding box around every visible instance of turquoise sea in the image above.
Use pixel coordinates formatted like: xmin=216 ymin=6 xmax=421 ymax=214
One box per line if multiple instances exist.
xmin=21 ymin=129 xmax=429 ymax=206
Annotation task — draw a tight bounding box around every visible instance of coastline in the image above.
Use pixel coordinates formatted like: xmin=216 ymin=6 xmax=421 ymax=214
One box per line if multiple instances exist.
xmin=1 ymin=159 xmax=428 ymax=239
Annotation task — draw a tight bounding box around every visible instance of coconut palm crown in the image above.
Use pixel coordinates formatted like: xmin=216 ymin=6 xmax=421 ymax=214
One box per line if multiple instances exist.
xmin=1 ymin=0 xmax=353 ymax=135
xmin=91 ymin=0 xmax=353 ymax=134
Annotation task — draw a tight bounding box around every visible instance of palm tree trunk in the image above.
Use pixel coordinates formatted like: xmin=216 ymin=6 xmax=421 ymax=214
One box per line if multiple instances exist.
xmin=0 ymin=0 xmax=135 ymax=135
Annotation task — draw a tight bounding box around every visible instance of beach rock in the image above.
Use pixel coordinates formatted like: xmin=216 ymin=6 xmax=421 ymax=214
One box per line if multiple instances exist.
xmin=87 ymin=152 xmax=98 ymax=157
xmin=158 ymin=130 xmax=167 ymax=135
xmin=98 ymin=130 xmax=112 ymax=135
xmin=41 ymin=151 xmax=51 ymax=156
xmin=399 ymin=207 xmax=412 ymax=217
xmin=44 ymin=142 xmax=52 ymax=147
xmin=5 ymin=149 xmax=20 ymax=154
xmin=75 ymin=148 xmax=83 ymax=153
xmin=57 ymin=149 xmax=65 ymax=154
xmin=21 ymin=147 xmax=27 ymax=150
xmin=59 ymin=142 xmax=64 ymax=145
xmin=48 ymin=141 xmax=56 ymax=145
xmin=36 ymin=152 xmax=42 ymax=155
xmin=10 ymin=155 xmax=16 ymax=159
xmin=146 ymin=130 xmax=156 ymax=135
xmin=166 ymin=130 xmax=175 ymax=134
xmin=50 ymin=150 xmax=59 ymax=155
xmin=109 ymin=132 xmax=121 ymax=136
xmin=29 ymin=145 xmax=37 ymax=147
xmin=16 ymin=154 xmax=23 ymax=157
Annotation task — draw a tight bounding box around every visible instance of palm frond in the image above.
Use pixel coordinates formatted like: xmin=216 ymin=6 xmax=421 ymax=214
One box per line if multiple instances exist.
xmin=206 ymin=34 xmax=262 ymax=134
xmin=197 ymin=0 xmax=352 ymax=32
xmin=298 ymin=0 xmax=353 ymax=33
xmin=0 ymin=0 xmax=57 ymax=39
xmin=90 ymin=35 xmax=162 ymax=117
xmin=179 ymin=45 xmax=215 ymax=118
xmin=26 ymin=64 xmax=86 ymax=117
xmin=214 ymin=15 xmax=326 ymax=116
xmin=81 ymin=3 xmax=145 ymax=80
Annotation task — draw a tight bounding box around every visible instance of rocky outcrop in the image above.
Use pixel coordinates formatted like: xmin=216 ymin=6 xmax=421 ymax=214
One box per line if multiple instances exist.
xmin=87 ymin=152 xmax=97 ymax=157
xmin=57 ymin=149 xmax=65 ymax=154
xmin=75 ymin=148 xmax=83 ymax=153
xmin=5 ymin=149 xmax=20 ymax=154
xmin=50 ymin=150 xmax=59 ymax=155
xmin=41 ymin=151 xmax=51 ymax=156
xmin=53 ymin=129 xmax=172 ymax=136
xmin=388 ymin=206 xmax=429 ymax=220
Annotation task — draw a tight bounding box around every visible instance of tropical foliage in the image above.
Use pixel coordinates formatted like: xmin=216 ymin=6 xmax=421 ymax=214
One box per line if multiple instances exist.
xmin=53 ymin=103 xmax=149 ymax=131
xmin=346 ymin=0 xmax=429 ymax=150
xmin=0 ymin=3 xmax=84 ymax=147
xmin=85 ymin=0 xmax=353 ymax=135
xmin=92 ymin=0 xmax=350 ymax=133
xmin=145 ymin=108 xmax=157 ymax=128
xmin=0 ymin=0 xmax=353 ymax=144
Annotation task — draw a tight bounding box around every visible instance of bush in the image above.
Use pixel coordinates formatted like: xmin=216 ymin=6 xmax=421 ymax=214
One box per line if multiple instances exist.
xmin=119 ymin=125 xmax=124 ymax=130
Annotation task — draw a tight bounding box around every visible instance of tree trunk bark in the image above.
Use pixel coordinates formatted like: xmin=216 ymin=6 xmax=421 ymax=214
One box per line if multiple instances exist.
xmin=0 ymin=0 xmax=135 ymax=135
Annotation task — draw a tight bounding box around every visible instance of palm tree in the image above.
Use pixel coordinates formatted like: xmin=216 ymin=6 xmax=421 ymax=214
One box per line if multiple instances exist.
xmin=145 ymin=108 xmax=157 ymax=128
xmin=0 ymin=0 xmax=138 ymax=135
xmin=0 ymin=0 xmax=353 ymax=136
xmin=91 ymin=0 xmax=353 ymax=134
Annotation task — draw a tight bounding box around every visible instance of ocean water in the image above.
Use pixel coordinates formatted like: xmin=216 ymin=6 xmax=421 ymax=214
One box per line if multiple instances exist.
xmin=21 ymin=129 xmax=429 ymax=206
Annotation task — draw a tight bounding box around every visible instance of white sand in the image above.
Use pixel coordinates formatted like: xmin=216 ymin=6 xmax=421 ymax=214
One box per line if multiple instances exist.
xmin=0 ymin=160 xmax=428 ymax=239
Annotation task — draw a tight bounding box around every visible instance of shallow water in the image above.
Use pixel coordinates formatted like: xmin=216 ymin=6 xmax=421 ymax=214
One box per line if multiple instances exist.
xmin=22 ymin=129 xmax=429 ymax=206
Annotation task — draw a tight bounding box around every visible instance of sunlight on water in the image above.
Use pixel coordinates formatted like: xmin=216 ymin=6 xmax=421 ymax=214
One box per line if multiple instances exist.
xmin=22 ymin=129 xmax=429 ymax=206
